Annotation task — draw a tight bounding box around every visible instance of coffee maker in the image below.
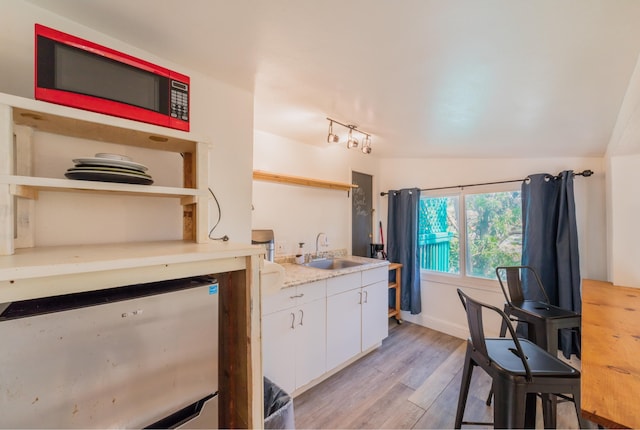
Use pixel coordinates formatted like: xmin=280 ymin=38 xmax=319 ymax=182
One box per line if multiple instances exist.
xmin=369 ymin=243 xmax=386 ymax=259
xmin=252 ymin=229 xmax=275 ymax=262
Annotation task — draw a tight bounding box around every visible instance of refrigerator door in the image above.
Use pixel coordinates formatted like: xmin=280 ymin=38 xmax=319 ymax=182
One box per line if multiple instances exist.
xmin=176 ymin=395 xmax=219 ymax=429
xmin=0 ymin=278 xmax=218 ymax=429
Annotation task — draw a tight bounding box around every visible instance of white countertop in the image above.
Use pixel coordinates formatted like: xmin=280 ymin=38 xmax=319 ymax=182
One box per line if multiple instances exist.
xmin=0 ymin=240 xmax=263 ymax=302
xmin=278 ymin=256 xmax=389 ymax=288
xmin=0 ymin=240 xmax=262 ymax=281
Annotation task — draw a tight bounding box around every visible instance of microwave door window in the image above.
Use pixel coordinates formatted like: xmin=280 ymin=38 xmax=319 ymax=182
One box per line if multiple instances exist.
xmin=54 ymin=44 xmax=161 ymax=112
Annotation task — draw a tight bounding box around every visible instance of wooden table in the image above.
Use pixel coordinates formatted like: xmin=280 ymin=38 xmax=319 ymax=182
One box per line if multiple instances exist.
xmin=581 ymin=279 xmax=640 ymax=429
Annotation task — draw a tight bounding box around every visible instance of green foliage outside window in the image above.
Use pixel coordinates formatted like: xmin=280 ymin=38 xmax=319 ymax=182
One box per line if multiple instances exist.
xmin=465 ymin=191 xmax=522 ymax=279
xmin=419 ymin=191 xmax=522 ymax=279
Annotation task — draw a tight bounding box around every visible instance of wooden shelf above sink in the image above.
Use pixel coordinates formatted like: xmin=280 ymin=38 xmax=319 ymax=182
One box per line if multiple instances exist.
xmin=253 ymin=170 xmax=358 ymax=193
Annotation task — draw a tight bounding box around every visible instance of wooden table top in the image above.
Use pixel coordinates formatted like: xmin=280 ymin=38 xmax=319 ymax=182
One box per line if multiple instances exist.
xmin=581 ymin=279 xmax=640 ymax=429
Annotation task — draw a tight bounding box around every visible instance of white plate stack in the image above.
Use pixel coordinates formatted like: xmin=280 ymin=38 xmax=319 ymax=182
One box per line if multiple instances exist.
xmin=65 ymin=153 xmax=153 ymax=185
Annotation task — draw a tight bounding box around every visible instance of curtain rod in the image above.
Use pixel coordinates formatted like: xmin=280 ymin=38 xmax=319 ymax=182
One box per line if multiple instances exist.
xmin=380 ymin=169 xmax=593 ymax=196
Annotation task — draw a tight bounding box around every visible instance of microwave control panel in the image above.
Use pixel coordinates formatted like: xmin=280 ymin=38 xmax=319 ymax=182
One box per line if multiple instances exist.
xmin=170 ymin=80 xmax=189 ymax=122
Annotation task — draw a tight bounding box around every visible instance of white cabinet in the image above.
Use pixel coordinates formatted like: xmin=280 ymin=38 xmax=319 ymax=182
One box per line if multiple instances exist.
xmin=326 ymin=266 xmax=389 ymax=372
xmin=262 ymin=280 xmax=326 ymax=394
xmin=263 ymin=264 xmax=389 ymax=395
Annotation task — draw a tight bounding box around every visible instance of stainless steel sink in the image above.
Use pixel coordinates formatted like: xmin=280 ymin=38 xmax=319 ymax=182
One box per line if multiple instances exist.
xmin=303 ymin=258 xmax=364 ymax=270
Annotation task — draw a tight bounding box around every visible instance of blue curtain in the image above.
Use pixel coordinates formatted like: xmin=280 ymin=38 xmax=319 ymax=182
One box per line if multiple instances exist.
xmin=522 ymin=171 xmax=581 ymax=358
xmin=387 ymin=188 xmax=421 ymax=315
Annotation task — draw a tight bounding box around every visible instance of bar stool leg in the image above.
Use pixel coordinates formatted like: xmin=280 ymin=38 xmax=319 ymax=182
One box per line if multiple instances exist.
xmin=454 ymin=345 xmax=475 ymax=429
xmin=493 ymin=379 xmax=527 ymax=429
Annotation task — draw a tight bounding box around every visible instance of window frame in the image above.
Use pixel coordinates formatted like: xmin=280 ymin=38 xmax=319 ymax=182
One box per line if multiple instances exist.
xmin=419 ymin=182 xmax=522 ymax=289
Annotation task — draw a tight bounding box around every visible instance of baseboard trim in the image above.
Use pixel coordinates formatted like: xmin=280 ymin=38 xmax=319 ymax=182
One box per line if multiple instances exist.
xmin=401 ymin=312 xmax=468 ymax=340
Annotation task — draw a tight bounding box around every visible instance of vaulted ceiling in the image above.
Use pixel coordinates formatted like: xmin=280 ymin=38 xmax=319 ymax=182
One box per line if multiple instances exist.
xmin=26 ymin=0 xmax=640 ymax=158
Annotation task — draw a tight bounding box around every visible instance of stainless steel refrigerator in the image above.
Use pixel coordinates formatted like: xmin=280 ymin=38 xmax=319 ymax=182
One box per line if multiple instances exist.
xmin=0 ymin=276 xmax=219 ymax=429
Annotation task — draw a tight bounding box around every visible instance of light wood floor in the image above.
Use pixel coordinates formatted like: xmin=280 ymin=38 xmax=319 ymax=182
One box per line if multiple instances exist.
xmin=293 ymin=321 xmax=584 ymax=429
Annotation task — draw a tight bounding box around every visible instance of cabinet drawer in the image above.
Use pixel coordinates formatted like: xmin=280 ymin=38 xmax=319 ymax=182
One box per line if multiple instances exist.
xmin=362 ymin=266 xmax=388 ymax=286
xmin=262 ymin=280 xmax=327 ymax=315
xmin=297 ymin=280 xmax=326 ymax=304
xmin=262 ymin=286 xmax=298 ymax=315
xmin=327 ymin=272 xmax=361 ymax=296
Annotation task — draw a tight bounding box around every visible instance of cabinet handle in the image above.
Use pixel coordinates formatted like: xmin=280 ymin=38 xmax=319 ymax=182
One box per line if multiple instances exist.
xmin=363 ymin=290 xmax=368 ymax=303
xmin=290 ymin=312 xmax=296 ymax=329
xmin=298 ymin=309 xmax=304 ymax=326
xmin=289 ymin=293 xmax=304 ymax=299
xmin=358 ymin=291 xmax=362 ymax=304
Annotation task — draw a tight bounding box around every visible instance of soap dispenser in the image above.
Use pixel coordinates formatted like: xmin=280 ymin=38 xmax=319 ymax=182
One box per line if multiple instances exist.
xmin=295 ymin=243 xmax=305 ymax=264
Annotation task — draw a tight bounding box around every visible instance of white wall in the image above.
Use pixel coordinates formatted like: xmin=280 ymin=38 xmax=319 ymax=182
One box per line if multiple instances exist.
xmin=605 ymin=50 xmax=640 ymax=288
xmin=608 ymin=154 xmax=640 ymax=287
xmin=252 ymin=130 xmax=380 ymax=257
xmin=377 ymin=156 xmax=606 ymax=338
xmin=0 ymin=1 xmax=254 ymax=245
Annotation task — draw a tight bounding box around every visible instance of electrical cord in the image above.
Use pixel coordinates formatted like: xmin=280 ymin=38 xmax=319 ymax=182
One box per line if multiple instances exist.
xmin=179 ymin=153 xmax=228 ymax=242
xmin=208 ymin=186 xmax=229 ymax=242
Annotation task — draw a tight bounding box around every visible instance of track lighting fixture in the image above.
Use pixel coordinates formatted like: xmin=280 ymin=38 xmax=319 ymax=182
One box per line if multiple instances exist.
xmin=326 ymin=117 xmax=372 ymax=154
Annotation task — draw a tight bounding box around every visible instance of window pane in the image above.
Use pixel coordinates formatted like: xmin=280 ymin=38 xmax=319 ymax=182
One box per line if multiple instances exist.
xmin=419 ymin=196 xmax=459 ymax=274
xmin=465 ymin=191 xmax=522 ymax=279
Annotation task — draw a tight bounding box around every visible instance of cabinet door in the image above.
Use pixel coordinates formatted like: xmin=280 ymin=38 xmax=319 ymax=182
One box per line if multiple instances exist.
xmin=262 ymin=309 xmax=296 ymax=394
xmin=361 ymin=280 xmax=389 ymax=351
xmin=294 ymin=298 xmax=326 ymax=389
xmin=326 ymin=289 xmax=362 ymax=371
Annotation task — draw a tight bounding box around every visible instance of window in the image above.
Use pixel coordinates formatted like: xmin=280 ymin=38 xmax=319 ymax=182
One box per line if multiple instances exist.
xmin=419 ymin=187 xmax=522 ymax=281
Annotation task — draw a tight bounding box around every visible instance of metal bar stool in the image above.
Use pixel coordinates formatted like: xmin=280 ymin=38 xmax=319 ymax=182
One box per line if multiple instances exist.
xmin=455 ymin=289 xmax=586 ymax=429
xmin=486 ymin=266 xmax=582 ymax=423
xmin=496 ymin=265 xmax=581 ymax=357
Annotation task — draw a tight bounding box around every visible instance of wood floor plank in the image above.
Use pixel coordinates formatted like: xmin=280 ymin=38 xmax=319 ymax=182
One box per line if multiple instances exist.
xmin=399 ymin=329 xmax=464 ymax=390
xmin=359 ymin=322 xmax=462 ymax=391
xmin=343 ymin=382 xmax=424 ymax=429
xmin=408 ymin=341 xmax=467 ymax=409
xmin=293 ymin=364 xmax=386 ymax=429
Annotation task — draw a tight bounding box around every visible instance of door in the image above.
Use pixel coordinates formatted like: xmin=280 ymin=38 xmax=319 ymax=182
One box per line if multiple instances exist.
xmin=352 ymin=171 xmax=373 ymax=257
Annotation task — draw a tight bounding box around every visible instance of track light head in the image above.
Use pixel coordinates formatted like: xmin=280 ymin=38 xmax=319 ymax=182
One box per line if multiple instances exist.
xmin=327 ymin=121 xmax=340 ymax=143
xmin=346 ymin=128 xmax=359 ymax=148
xmin=361 ymin=135 xmax=372 ymax=153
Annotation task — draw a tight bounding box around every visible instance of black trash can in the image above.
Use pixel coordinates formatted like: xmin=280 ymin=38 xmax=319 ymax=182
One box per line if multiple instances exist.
xmin=264 ymin=377 xmax=295 ymax=429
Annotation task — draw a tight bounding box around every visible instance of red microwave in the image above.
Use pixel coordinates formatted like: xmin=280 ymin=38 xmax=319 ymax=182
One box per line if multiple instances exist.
xmin=35 ymin=24 xmax=190 ymax=131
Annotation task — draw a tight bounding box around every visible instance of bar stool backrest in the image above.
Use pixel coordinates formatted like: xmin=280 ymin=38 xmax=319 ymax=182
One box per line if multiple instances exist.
xmin=457 ymin=288 xmax=533 ymax=380
xmin=496 ymin=265 xmax=550 ymax=305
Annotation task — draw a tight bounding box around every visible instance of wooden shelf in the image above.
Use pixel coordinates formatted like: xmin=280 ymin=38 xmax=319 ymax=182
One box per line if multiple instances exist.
xmin=1 ymin=92 xmax=208 ymax=154
xmin=3 ymin=175 xmax=204 ymax=203
xmin=0 ymin=93 xmax=212 ymax=254
xmin=253 ymin=170 xmax=358 ymax=192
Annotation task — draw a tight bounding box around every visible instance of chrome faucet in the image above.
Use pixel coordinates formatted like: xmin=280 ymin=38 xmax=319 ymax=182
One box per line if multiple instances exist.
xmin=315 ymin=232 xmax=327 ymax=258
